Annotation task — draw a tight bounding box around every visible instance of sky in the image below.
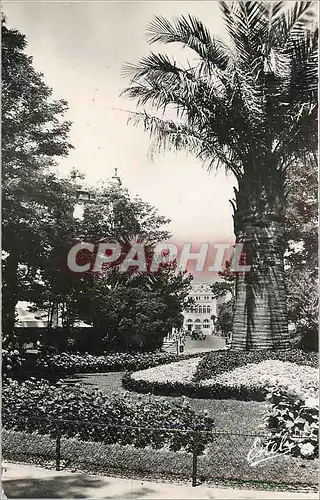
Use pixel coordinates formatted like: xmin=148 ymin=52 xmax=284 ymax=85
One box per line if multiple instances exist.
xmin=3 ymin=0 xmax=237 ymax=280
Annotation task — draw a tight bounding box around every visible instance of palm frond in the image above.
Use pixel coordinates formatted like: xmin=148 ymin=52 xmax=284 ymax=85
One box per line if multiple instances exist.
xmin=122 ymin=52 xmax=182 ymax=83
xmin=122 ymin=53 xmax=232 ymax=130
xmin=272 ymin=1 xmax=316 ymax=45
xmin=220 ymin=1 xmax=270 ymax=67
xmin=147 ymin=14 xmax=230 ymax=71
xmin=126 ymin=110 xmax=243 ymax=178
xmin=123 ymin=2 xmax=318 ymax=180
xmin=287 ymin=26 xmax=318 ymax=102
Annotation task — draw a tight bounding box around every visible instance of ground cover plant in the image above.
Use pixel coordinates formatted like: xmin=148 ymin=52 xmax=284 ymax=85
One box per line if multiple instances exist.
xmin=2 ymin=378 xmax=214 ymax=454
xmin=201 ymin=360 xmax=319 ymax=398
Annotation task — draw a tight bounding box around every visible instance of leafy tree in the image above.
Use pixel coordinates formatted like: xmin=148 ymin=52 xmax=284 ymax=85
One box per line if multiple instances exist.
xmin=284 ymin=161 xmax=318 ymax=272
xmin=211 ymin=260 xmax=235 ymax=300
xmin=284 ymin=161 xmax=318 ymax=350
xmin=74 ymin=264 xmax=192 ymax=352
xmin=2 ymin=19 xmax=73 ymax=334
xmin=216 ymin=300 xmax=234 ymax=339
xmin=30 ymin=177 xmax=191 ymax=350
xmin=80 ymin=184 xmax=170 ymax=246
xmin=123 ymin=2 xmax=318 ymax=350
xmin=211 ymin=260 xmax=235 ymax=338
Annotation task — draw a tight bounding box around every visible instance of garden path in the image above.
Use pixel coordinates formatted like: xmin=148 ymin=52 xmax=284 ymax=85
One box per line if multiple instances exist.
xmin=3 ymin=462 xmax=318 ymax=499
xmin=184 ymin=335 xmax=226 ymax=354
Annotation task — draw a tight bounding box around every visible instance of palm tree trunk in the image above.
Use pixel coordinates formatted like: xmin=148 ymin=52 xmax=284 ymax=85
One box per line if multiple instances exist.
xmin=231 ymin=173 xmax=290 ymax=350
xmin=231 ymin=221 xmax=290 ymax=350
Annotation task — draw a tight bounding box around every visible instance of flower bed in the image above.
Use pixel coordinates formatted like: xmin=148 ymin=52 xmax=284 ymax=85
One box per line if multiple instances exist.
xmin=3 ymin=350 xmax=203 ymax=378
xmin=123 ymin=355 xmax=318 ymax=402
xmin=132 ymin=358 xmax=201 ymax=384
xmin=2 ymin=378 xmax=214 ymax=454
xmin=201 ymin=361 xmax=319 ymax=399
xmin=194 ymin=349 xmax=318 ymax=383
xmin=124 ymin=357 xmax=202 ymax=397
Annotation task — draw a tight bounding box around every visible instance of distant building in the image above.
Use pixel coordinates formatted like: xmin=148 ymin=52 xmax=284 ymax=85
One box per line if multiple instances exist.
xmin=183 ymin=282 xmax=217 ymax=335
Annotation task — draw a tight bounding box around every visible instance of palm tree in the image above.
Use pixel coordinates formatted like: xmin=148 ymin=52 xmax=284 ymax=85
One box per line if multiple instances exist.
xmin=122 ymin=1 xmax=318 ymax=350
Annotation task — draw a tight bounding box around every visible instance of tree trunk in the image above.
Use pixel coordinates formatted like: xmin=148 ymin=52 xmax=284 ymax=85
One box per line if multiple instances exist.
xmin=231 ymin=222 xmax=290 ymax=350
xmin=2 ymin=251 xmax=19 ymax=335
xmin=231 ymin=172 xmax=290 ymax=350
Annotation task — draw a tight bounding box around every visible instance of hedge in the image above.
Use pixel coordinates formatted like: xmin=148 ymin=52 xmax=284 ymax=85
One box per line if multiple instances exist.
xmin=194 ymin=349 xmax=318 ymax=383
xmin=122 ymin=372 xmax=266 ymax=401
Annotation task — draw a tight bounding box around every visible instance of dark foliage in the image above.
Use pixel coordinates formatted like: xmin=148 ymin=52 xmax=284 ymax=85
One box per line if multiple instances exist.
xmin=2 ymin=378 xmax=214 ymax=454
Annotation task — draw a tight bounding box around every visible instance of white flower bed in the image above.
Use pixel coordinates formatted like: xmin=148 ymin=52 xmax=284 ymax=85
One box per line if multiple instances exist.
xmin=131 ymin=357 xmax=202 ymax=384
xmin=201 ymin=360 xmax=319 ymax=399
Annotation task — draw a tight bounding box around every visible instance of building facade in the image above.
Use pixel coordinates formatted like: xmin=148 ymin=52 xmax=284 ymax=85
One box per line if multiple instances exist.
xmin=183 ymin=282 xmax=217 ymax=335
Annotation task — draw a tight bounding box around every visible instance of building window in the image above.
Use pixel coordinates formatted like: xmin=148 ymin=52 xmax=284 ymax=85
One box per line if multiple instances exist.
xmin=198 ymin=305 xmax=202 ymax=313
xmin=207 ymin=306 xmax=211 ymax=313
xmin=203 ymin=319 xmax=210 ymax=328
xmin=194 ymin=318 xmax=201 ymax=330
xmin=187 ymin=319 xmax=193 ymax=323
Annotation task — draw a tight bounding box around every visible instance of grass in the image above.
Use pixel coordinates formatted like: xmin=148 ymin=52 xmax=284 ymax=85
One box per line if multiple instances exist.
xmin=62 ymin=371 xmax=266 ymax=433
xmin=3 ymin=430 xmax=318 ymax=490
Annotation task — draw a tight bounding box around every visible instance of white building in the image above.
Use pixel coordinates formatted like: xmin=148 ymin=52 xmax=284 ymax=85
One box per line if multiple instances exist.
xmin=183 ymin=282 xmax=217 ymax=335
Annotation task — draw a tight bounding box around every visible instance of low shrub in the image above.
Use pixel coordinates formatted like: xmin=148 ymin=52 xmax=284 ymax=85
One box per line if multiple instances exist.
xmin=195 ymin=349 xmax=318 ymax=382
xmin=2 ymin=378 xmax=214 ymax=454
xmin=3 ymin=350 xmax=203 ymax=378
xmin=262 ymin=389 xmax=319 ymax=460
xmin=122 ymin=372 xmax=265 ymax=401
xmin=2 ymin=348 xmax=25 ymax=375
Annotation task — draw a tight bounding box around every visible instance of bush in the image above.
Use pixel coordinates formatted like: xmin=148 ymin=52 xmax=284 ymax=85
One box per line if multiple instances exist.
xmin=2 ymin=348 xmax=25 ymax=375
xmin=40 ymin=351 xmax=202 ymax=374
xmin=262 ymin=389 xmax=319 ymax=460
xmin=2 ymin=378 xmax=214 ymax=454
xmin=123 ymin=372 xmax=265 ymax=401
xmin=194 ymin=349 xmax=318 ymax=383
xmin=2 ymin=350 xmax=203 ymax=379
xmin=286 ymin=269 xmax=318 ymax=352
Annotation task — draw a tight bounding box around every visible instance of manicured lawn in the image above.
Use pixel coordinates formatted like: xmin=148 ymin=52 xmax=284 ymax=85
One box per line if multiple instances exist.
xmin=62 ymin=371 xmax=266 ymax=433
